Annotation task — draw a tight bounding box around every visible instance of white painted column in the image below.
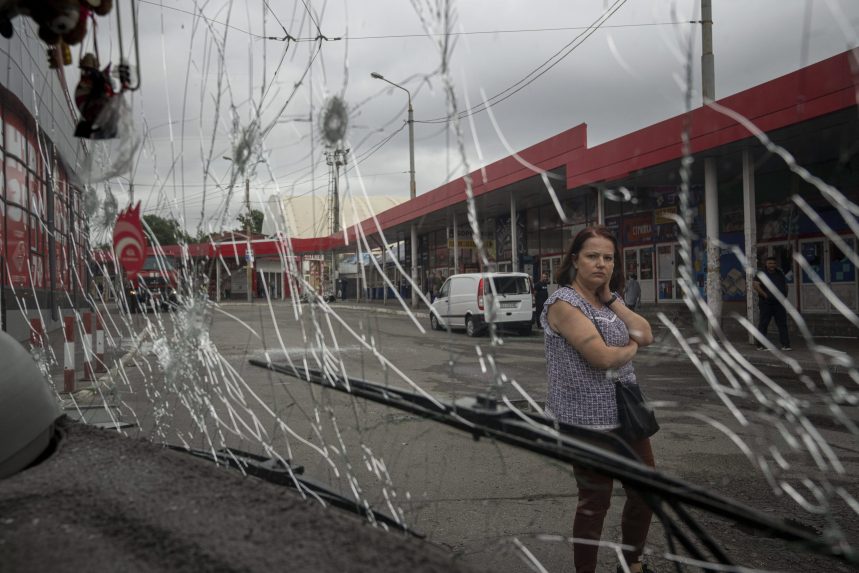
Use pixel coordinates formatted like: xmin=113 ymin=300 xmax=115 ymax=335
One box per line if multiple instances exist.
xmin=596 ymin=186 xmax=605 ymax=225
xmin=216 ymin=261 xmax=221 ymax=302
xmin=510 ymin=194 xmax=519 ymax=272
xmin=453 ymin=213 xmax=459 ymax=273
xmin=742 ymin=149 xmax=757 ymax=343
xmin=705 ymin=157 xmax=722 ymax=323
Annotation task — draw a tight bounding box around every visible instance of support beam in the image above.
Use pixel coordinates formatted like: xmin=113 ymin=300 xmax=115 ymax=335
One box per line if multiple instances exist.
xmin=743 ymin=149 xmax=757 ymax=343
xmin=596 ymin=186 xmax=605 ymax=225
xmin=411 ymin=224 xmax=418 ymax=307
xmin=216 ymin=260 xmax=221 ymax=302
xmin=453 ymin=212 xmax=459 ymax=273
xmin=705 ymin=157 xmax=722 ymax=322
xmin=702 ymin=0 xmax=721 ymax=323
xmin=510 ymin=195 xmax=518 ymax=272
xmin=357 ymin=247 xmax=362 ymax=301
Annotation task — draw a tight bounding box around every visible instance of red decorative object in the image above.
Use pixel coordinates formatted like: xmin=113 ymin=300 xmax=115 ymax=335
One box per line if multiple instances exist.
xmin=113 ymin=202 xmax=147 ymax=280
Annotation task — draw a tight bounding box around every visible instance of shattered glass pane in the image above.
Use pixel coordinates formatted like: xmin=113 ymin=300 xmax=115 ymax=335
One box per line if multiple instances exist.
xmin=1 ymin=1 xmax=858 ymax=571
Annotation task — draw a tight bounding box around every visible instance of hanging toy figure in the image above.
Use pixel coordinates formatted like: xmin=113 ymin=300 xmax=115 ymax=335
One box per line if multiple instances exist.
xmin=74 ymin=52 xmax=119 ymax=139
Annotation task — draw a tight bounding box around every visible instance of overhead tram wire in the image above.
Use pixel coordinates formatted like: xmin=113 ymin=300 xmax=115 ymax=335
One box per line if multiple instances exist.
xmin=416 ymin=0 xmax=630 ymax=125
xmin=343 ymin=20 xmax=698 ymax=40
xmin=137 ymin=2 xmax=693 ymax=43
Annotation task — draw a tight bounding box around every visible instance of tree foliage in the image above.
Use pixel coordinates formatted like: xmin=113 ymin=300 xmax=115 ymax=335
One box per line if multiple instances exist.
xmin=142 ymin=214 xmax=191 ymax=246
xmin=236 ymin=209 xmax=264 ymax=234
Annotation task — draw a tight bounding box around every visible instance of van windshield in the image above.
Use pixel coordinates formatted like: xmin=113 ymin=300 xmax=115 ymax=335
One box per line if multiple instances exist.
xmin=489 ymin=276 xmax=530 ymax=295
xmin=142 ymin=256 xmax=175 ymax=271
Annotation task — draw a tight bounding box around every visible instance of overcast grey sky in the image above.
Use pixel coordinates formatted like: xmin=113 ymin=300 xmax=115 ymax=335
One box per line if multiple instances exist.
xmin=77 ymin=0 xmax=859 ymax=232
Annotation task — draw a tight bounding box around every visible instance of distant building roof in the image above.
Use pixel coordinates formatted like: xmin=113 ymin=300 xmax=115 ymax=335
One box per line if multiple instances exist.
xmin=262 ymin=194 xmax=406 ymax=238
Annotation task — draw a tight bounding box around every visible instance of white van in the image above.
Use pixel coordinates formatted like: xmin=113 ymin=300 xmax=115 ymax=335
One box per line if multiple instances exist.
xmin=429 ymin=272 xmax=535 ymax=337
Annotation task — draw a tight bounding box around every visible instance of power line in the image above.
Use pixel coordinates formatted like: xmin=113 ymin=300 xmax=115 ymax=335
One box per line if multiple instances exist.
xmin=416 ymin=0 xmax=630 ymax=125
xmin=131 ymin=171 xmax=406 ymax=189
xmin=343 ymin=20 xmax=696 ymax=40
xmin=138 ymin=2 xmax=691 ymax=43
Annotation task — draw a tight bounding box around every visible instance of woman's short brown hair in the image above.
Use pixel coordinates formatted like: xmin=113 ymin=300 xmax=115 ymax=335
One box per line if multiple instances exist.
xmin=555 ymin=225 xmax=625 ymax=293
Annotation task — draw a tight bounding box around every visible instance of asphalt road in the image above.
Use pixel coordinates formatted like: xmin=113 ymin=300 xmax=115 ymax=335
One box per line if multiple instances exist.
xmin=96 ymin=300 xmax=858 ymax=573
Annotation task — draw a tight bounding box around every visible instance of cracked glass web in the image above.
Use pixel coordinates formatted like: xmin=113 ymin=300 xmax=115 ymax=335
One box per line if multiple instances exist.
xmin=8 ymin=1 xmax=859 ymax=571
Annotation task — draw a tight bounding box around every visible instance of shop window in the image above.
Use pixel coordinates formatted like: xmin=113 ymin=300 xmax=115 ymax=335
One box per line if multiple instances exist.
xmin=31 ymin=253 xmax=44 ymax=288
xmin=29 ymin=213 xmax=39 ymax=252
xmin=26 ymin=133 xmax=38 ymax=171
xmin=5 ymin=158 xmax=26 ymax=206
xmin=540 ymin=227 xmax=563 ymax=254
xmin=829 ymin=238 xmax=856 ymax=283
xmin=563 ymin=223 xmax=587 ymax=248
xmin=604 ymin=194 xmax=624 ymax=217
xmin=564 ymin=195 xmax=590 ymax=225
xmin=656 ymin=244 xmax=677 ymax=301
xmin=6 ymin=204 xmax=29 ymax=287
xmin=526 ymin=208 xmax=540 ymax=231
xmin=4 ymin=114 xmax=26 ymax=160
xmin=539 ymin=204 xmax=562 ymax=230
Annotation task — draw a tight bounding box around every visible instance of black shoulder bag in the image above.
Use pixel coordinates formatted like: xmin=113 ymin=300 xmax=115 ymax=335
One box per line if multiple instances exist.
xmin=583 ymin=301 xmax=660 ymax=442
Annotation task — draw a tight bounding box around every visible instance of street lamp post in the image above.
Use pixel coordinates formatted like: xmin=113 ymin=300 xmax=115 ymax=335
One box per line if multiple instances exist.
xmin=371 ymin=72 xmax=418 ymax=309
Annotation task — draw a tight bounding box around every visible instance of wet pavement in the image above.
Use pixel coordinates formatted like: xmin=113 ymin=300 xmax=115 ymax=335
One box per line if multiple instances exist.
xmin=20 ymin=299 xmax=859 ymax=572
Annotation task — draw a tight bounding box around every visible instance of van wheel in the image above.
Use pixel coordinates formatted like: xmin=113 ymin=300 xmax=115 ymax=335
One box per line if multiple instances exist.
xmin=465 ymin=316 xmax=479 ymax=337
xmin=430 ymin=313 xmax=441 ymax=331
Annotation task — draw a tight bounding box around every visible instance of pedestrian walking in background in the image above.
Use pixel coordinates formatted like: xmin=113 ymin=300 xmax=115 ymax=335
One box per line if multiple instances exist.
xmin=753 ymin=256 xmax=792 ymax=351
xmin=534 ymin=272 xmax=550 ymax=325
xmin=624 ymin=273 xmax=641 ymax=311
xmin=431 ymin=272 xmax=442 ymax=302
xmin=541 ymin=225 xmax=656 ymax=573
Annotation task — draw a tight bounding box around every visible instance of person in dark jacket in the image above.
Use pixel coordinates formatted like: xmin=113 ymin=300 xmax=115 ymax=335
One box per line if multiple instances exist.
xmin=534 ymin=272 xmax=550 ymax=325
xmin=753 ymin=256 xmax=792 ymax=351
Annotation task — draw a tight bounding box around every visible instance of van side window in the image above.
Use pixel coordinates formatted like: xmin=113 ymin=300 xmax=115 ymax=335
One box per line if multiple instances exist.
xmin=492 ymin=276 xmax=529 ymax=294
xmin=438 ymin=279 xmax=451 ymax=298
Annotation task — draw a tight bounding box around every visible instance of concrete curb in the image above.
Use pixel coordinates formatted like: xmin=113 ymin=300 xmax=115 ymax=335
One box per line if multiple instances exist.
xmin=216 ymin=300 xmax=433 ymax=319
xmin=337 ymin=305 xmax=854 ymax=373
xmin=333 ymin=303 xmax=430 ymax=319
xmin=210 ymin=300 xmax=857 ymax=373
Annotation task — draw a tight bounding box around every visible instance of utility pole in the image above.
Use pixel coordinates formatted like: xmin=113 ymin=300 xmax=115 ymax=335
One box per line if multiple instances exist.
xmin=408 ymin=97 xmax=418 ymax=310
xmin=702 ymin=0 xmax=721 ymax=323
xmin=326 ymin=148 xmax=348 ymax=299
xmin=245 ymin=177 xmax=252 ymax=303
xmin=371 ymin=72 xmax=418 ymax=308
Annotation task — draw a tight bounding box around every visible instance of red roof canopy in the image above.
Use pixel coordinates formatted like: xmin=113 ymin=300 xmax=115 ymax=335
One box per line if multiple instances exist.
xmin=94 ymin=50 xmax=856 ymax=261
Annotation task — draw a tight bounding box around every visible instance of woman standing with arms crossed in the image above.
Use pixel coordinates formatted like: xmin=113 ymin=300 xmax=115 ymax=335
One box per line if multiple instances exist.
xmin=541 ymin=226 xmax=656 ymax=573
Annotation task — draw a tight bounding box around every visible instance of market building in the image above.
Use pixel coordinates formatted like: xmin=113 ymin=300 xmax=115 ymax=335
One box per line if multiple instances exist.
xmin=101 ymin=50 xmax=857 ymax=336
xmin=0 ymin=24 xmax=90 ymax=339
xmin=331 ymin=49 xmax=857 ymax=333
